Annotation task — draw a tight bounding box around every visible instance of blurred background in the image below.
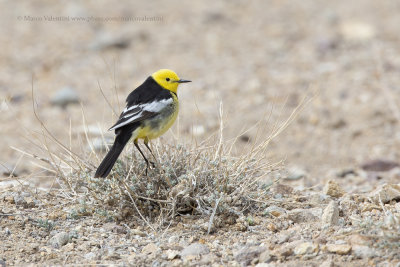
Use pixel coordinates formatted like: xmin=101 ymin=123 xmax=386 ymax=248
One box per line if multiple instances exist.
xmin=1 ymin=0 xmax=400 ymax=191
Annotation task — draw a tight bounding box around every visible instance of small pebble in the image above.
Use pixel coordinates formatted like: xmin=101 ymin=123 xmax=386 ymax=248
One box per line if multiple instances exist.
xmin=323 ymin=180 xmax=345 ymax=198
xmin=181 ymin=243 xmax=209 ymax=257
xmin=326 ymin=244 xmax=352 ymax=255
xmin=49 ymin=232 xmax=70 ymax=249
xmin=50 ymin=87 xmax=80 ymax=108
xmin=321 ymin=201 xmax=339 ymax=227
xmin=294 ymin=242 xmax=319 ymax=255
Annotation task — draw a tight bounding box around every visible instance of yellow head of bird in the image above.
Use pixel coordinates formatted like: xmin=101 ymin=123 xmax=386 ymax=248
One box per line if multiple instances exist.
xmin=151 ymin=69 xmax=191 ymax=93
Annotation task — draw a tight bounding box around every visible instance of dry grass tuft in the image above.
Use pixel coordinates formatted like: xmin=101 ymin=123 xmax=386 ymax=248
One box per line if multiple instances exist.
xmin=19 ymin=80 xmax=310 ymax=232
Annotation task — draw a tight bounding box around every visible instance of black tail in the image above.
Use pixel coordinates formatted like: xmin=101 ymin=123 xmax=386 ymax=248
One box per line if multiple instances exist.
xmin=94 ymin=131 xmax=132 ymax=178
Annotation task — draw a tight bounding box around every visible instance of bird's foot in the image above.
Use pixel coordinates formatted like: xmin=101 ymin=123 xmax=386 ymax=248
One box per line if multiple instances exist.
xmin=144 ymin=161 xmax=157 ymax=176
xmin=150 ymin=161 xmax=156 ymax=168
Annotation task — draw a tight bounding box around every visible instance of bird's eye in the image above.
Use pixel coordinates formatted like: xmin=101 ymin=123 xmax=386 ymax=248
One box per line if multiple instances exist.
xmin=166 ymin=78 xmax=170 ymax=81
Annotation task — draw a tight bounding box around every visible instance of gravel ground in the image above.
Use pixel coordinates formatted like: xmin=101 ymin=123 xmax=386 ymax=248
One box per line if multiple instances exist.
xmin=1 ymin=0 xmax=400 ymax=266
xmin=1 ymin=180 xmax=400 ymax=266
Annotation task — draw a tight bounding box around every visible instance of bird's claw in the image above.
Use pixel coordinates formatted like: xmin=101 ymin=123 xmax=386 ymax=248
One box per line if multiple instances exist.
xmin=144 ymin=161 xmax=157 ymax=176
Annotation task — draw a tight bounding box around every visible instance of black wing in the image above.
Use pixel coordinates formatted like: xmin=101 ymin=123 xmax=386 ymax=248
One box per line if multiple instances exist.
xmin=108 ymin=77 xmax=173 ymax=131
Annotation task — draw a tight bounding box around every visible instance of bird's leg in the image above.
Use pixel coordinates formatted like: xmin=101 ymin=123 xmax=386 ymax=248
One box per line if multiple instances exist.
xmin=144 ymin=137 xmax=156 ymax=168
xmin=134 ymin=139 xmax=150 ymax=175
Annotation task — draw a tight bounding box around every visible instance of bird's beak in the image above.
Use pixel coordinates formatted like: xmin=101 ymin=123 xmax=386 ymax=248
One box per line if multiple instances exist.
xmin=176 ymin=79 xmax=191 ymax=83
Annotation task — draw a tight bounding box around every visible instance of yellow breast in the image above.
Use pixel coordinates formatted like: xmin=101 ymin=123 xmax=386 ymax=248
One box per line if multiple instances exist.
xmin=136 ymin=93 xmax=179 ymax=140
